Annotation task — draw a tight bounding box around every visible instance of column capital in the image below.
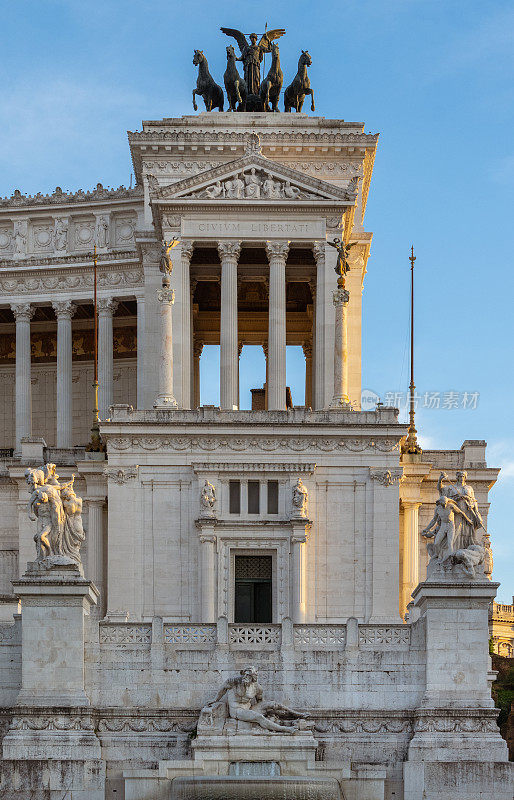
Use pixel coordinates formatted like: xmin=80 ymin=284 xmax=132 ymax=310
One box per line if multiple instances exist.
xmin=193 ymin=338 xmax=204 ymax=358
xmin=198 ymin=531 xmax=216 ymax=545
xmin=11 ymin=302 xmax=34 ymax=321
xmin=332 ymin=286 xmax=350 ymax=306
xmin=265 ymin=240 xmax=289 ymax=260
xmin=97 ymin=297 xmax=118 ymax=316
xmin=312 ymin=240 xmax=325 ymax=263
xmin=156 ymin=286 xmax=175 ymax=304
xmin=52 ymin=299 xmax=77 ymax=319
xmin=302 ymin=339 xmax=313 ymax=358
xmin=217 ymin=240 xmax=241 ymax=260
xmin=181 ymin=239 xmax=194 ymax=260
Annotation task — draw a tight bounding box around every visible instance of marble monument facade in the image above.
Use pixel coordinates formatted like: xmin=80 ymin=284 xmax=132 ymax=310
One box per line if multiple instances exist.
xmin=0 ymin=113 xmax=511 ymax=799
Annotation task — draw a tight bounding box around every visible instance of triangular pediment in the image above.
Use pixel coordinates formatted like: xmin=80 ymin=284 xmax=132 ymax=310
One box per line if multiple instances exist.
xmin=152 ymin=154 xmax=357 ymax=205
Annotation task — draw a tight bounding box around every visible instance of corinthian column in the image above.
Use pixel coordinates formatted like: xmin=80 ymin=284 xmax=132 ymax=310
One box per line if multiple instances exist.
xmin=97 ymin=297 xmax=118 ymax=419
xmin=12 ymin=303 xmax=34 ymax=451
xmin=303 ymin=339 xmax=313 ymax=409
xmin=330 ymin=283 xmax=351 ymax=408
xmin=53 ymin=300 xmax=76 ymax=448
xmin=218 ymin=240 xmax=241 ymax=410
xmin=198 ymin=528 xmax=216 ymax=622
xmin=313 ymin=241 xmax=325 ymax=410
xmin=153 ymin=277 xmax=177 ymax=408
xmin=266 ymin=240 xmax=289 ymax=411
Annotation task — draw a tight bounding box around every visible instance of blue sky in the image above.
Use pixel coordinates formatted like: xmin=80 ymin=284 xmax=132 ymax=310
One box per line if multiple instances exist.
xmin=1 ymin=0 xmax=513 ymax=599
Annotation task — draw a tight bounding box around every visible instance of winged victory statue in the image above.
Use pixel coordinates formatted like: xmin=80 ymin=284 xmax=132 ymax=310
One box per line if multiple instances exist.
xmin=220 ymin=27 xmax=286 ymax=98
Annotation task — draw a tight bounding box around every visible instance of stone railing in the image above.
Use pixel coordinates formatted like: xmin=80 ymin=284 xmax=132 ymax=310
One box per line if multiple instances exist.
xmin=228 ymin=624 xmax=281 ymax=648
xmin=44 ymin=446 xmax=86 ymax=466
xmin=164 ymin=624 xmax=217 ymax=646
xmin=491 ymin=602 xmax=514 ymax=620
xmin=95 ymin=620 xmax=412 ymax=651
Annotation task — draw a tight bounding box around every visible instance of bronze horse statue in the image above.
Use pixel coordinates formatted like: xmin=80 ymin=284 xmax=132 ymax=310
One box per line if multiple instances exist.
xmin=260 ymin=42 xmax=283 ymax=112
xmin=192 ymin=50 xmax=224 ymax=112
xmin=224 ymin=45 xmax=247 ymax=111
xmin=284 ymin=50 xmax=315 ymax=113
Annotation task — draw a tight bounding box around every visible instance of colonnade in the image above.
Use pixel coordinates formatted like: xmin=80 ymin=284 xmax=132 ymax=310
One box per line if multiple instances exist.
xmin=11 ymin=296 xmax=122 ymax=452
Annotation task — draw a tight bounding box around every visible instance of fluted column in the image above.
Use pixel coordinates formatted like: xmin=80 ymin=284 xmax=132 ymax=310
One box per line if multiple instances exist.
xmin=330 ymin=284 xmax=351 ymax=407
xmin=218 ymin=240 xmax=241 ymax=410
xmin=303 ymin=339 xmax=313 ymax=409
xmin=12 ymin=303 xmax=34 ymax=451
xmin=153 ymin=278 xmax=177 ymax=408
xmin=97 ymin=297 xmax=118 ymax=419
xmin=53 ymin=300 xmax=76 ymax=448
xmin=87 ymin=499 xmax=105 ymax=618
xmin=198 ymin=528 xmax=216 ymax=622
xmin=313 ymin=241 xmax=325 ymax=410
xmin=136 ymin=293 xmax=145 ymax=409
xmin=266 ymin=240 xmax=289 ymax=411
xmin=180 ymin=240 xmax=194 ymax=409
xmin=193 ymin=338 xmax=203 ymax=409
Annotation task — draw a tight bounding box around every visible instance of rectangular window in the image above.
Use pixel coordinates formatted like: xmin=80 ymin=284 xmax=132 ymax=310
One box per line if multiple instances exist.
xmin=234 ymin=555 xmax=272 ymax=623
xmin=267 ymin=481 xmax=279 ymax=515
xmin=247 ymin=481 xmax=260 ymax=514
xmin=229 ymin=480 xmax=241 ymax=514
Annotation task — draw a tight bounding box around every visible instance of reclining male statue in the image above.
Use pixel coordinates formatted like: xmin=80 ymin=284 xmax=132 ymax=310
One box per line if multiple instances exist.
xmin=199 ymin=666 xmax=311 ymax=735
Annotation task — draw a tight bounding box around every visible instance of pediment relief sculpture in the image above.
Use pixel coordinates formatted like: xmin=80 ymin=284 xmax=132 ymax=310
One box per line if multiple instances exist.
xmin=152 ymin=154 xmax=357 ymax=205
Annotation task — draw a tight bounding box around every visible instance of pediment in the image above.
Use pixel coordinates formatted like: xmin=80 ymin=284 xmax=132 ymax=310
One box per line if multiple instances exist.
xmin=152 ymin=154 xmax=358 ymax=205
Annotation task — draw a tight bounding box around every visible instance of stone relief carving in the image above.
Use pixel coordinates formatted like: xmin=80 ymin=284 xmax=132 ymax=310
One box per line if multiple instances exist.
xmin=25 ymin=463 xmax=85 ymax=568
xmin=95 ymin=215 xmax=110 ymax=248
xmin=32 ymin=224 xmax=54 ymax=251
xmin=13 ymin=221 xmax=27 ymax=257
xmin=291 ymin=477 xmax=308 ymax=518
xmin=190 ymin=168 xmax=325 ymax=201
xmin=104 ymin=466 xmax=139 ymax=485
xmin=421 ymin=471 xmax=486 ymax=580
xmin=53 ymin=217 xmax=68 ymax=251
xmin=0 ymin=227 xmax=13 ymax=252
xmin=198 ymin=666 xmax=313 ymax=736
xmin=200 ymin=480 xmax=217 ymax=518
xmin=369 ymin=468 xmax=403 ymax=486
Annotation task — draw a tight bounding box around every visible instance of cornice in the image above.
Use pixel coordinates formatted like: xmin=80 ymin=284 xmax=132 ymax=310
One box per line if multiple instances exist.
xmin=0 ymin=184 xmax=142 ymax=212
xmin=0 ymin=249 xmax=138 ymax=270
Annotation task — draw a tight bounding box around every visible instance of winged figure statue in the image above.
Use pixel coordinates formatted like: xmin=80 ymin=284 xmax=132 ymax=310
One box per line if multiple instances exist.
xmin=220 ymin=27 xmax=285 ymax=96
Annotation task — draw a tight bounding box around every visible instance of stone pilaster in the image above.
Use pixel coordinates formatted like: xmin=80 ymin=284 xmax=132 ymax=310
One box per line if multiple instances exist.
xmin=135 ymin=292 xmax=145 ymax=409
xmin=97 ymin=296 xmax=118 ymax=419
xmin=196 ymin=521 xmax=217 ymax=623
xmin=193 ymin=337 xmax=203 ymax=409
xmin=52 ymin=299 xmax=76 ymax=449
xmin=218 ymin=240 xmax=241 ymax=410
xmin=313 ymin=241 xmax=325 ymax=410
xmin=302 ymin=339 xmax=313 ymax=409
xmin=266 ymin=240 xmax=289 ymax=411
xmin=11 ymin=302 xmax=34 ymax=452
xmin=290 ymin=521 xmax=311 ymax=623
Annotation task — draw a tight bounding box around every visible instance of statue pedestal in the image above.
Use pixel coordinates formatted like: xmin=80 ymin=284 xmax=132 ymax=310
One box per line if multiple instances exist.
xmin=192 ymin=732 xmax=318 ymax=772
xmin=1 ymin=561 xmax=105 ymax=799
xmin=404 ymin=578 xmax=512 ymax=800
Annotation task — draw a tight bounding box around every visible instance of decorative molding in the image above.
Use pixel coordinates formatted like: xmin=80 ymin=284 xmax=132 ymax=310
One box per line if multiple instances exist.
xmin=103 ymin=466 xmax=139 ymax=485
xmin=0 ymin=263 xmax=142 ymax=296
xmin=191 ymin=462 xmax=316 ymax=473
xmin=217 ymin=240 xmax=241 ymax=260
xmin=333 ymin=287 xmax=350 ymax=306
xmin=265 ymin=240 xmax=290 ymax=260
xmin=11 ymin=302 xmax=34 ymax=322
xmin=369 ymin=467 xmax=403 ymax=486
xmin=108 ymin=435 xmax=400 ymax=454
xmin=52 ymin=300 xmax=77 ymax=319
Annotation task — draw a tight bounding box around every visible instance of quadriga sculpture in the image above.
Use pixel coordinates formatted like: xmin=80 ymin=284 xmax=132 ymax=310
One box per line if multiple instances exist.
xmin=192 ymin=50 xmax=224 ymax=112
xmin=224 ymin=45 xmax=247 ymax=111
xmin=260 ymin=42 xmax=283 ymax=112
xmin=284 ymin=50 xmax=315 ymax=113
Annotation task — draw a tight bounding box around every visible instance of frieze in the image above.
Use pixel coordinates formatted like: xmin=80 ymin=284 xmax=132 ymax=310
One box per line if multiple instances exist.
xmin=192 ymin=462 xmax=316 ymax=473
xmin=0 ymin=266 xmax=143 ymax=296
xmin=0 ymin=249 xmax=138 ymax=269
xmin=9 ymin=714 xmax=94 ymax=731
xmin=107 ymin=435 xmax=400 ymax=453
xmin=0 ymin=327 xmax=136 ymax=365
xmin=129 ymin=130 xmax=379 ymax=146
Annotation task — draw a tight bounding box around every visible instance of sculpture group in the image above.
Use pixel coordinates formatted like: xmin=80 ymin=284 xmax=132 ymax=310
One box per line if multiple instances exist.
xmin=25 ymin=463 xmax=85 ymax=567
xmin=193 ymin=27 xmax=315 ymax=113
xmin=422 ymin=470 xmax=486 ymax=579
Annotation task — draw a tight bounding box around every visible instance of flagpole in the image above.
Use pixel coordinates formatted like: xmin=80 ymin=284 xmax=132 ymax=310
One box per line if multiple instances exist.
xmin=402 ymin=245 xmax=422 ymax=455
xmin=86 ymin=244 xmax=105 ymax=452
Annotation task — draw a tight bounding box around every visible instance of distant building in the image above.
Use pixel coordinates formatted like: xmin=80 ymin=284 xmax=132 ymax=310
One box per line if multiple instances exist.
xmin=491 ymin=598 xmax=514 ymax=657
